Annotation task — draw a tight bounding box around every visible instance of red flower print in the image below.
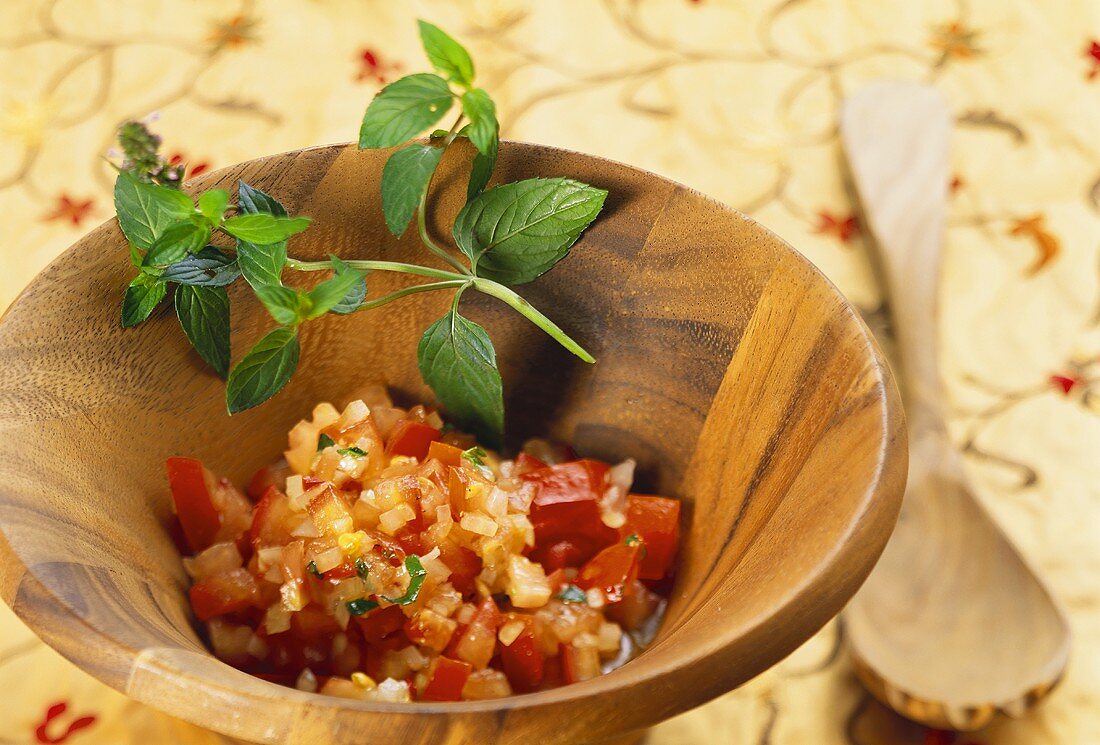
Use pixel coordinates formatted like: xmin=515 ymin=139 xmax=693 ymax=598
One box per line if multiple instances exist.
xmin=34 ymin=700 xmax=97 ymax=744
xmin=930 ymin=21 xmax=983 ymax=63
xmin=167 ymin=152 xmax=211 ymax=179
xmin=1007 ymin=214 xmax=1060 ymax=275
xmin=208 ymin=14 xmax=259 ymax=51
xmin=42 ymin=194 xmax=96 ymax=227
xmin=356 ymin=48 xmax=402 ymax=84
xmin=1050 ymin=373 xmax=1083 ymax=395
xmin=1086 ymin=40 xmax=1100 ymax=80
xmin=813 ymin=210 xmax=859 ymax=244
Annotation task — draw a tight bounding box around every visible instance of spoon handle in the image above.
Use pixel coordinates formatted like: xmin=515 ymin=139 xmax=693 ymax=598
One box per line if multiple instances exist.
xmin=840 ymin=81 xmax=952 ymax=434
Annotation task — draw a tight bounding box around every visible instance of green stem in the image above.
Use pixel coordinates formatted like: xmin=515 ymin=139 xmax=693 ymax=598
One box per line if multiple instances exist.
xmin=417 ymin=187 xmax=470 ymax=275
xmin=472 ymin=278 xmax=595 ymax=363
xmin=417 ymin=113 xmax=472 ymax=276
xmin=358 ymin=280 xmax=469 ymax=312
xmin=286 ymin=257 xmax=465 ymax=281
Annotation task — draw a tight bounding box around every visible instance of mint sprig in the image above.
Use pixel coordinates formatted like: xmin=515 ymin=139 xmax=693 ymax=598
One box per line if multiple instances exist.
xmin=111 ymin=20 xmax=604 ymax=439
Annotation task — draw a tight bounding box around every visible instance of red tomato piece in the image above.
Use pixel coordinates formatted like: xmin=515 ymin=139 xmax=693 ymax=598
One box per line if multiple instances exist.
xmin=356 ymin=604 xmax=406 ymax=644
xmin=249 ymin=486 xmax=294 ymax=548
xmin=291 ymin=605 xmax=342 ymax=639
xmin=576 ymin=542 xmax=641 ymax=603
xmin=306 ymin=486 xmax=353 ymax=536
xmin=513 ymin=452 xmax=548 ymax=475
xmin=620 ymin=495 xmax=681 ymax=580
xmin=421 ymin=656 xmax=473 ymax=702
xmin=440 ymin=545 xmax=481 ymax=596
xmin=246 ymin=460 xmax=291 ymax=501
xmin=322 ymin=561 xmax=358 ymax=580
xmin=523 ymin=460 xmax=617 ymax=564
xmin=189 ymin=568 xmax=259 ymax=621
xmin=385 ymin=420 xmax=441 ymax=460
xmin=426 ymin=440 xmax=465 ymax=468
xmin=501 ymin=626 xmax=544 ymax=692
xmin=451 ymin=597 xmax=500 ymax=670
xmin=166 ymin=457 xmax=222 ymax=553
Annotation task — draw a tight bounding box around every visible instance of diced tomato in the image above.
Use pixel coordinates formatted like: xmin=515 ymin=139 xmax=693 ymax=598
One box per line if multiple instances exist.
xmin=530 ymin=538 xmax=591 ymax=572
xmin=561 ymin=642 xmax=600 ymax=684
xmin=356 ymin=604 xmax=406 ymax=644
xmin=405 ymin=610 xmax=458 ymax=653
xmin=385 ymin=420 xmax=441 ymax=460
xmin=606 ymin=580 xmax=662 ymax=631
xmin=439 ymin=545 xmax=481 ymax=595
xmin=250 ymin=486 xmax=294 ymax=548
xmin=514 ymin=452 xmax=548 ymax=475
xmin=621 ymin=495 xmax=680 ymax=580
xmin=420 ymin=656 xmax=472 ymax=702
xmin=501 ymin=626 xmax=543 ymax=692
xmin=523 ymin=460 xmax=609 ymax=506
xmin=167 ymin=457 xmax=223 ymax=553
xmin=307 ymin=486 xmax=354 ymax=536
xmin=576 ymin=542 xmax=641 ymax=603
xmin=189 ymin=568 xmax=259 ymax=621
xmin=426 ymin=440 xmax=464 ymax=468
xmin=452 ymin=597 xmax=500 ymax=670
xmin=291 ymin=605 xmax=342 ymax=638
xmin=247 ymin=460 xmax=291 ymax=501
xmin=524 ymin=461 xmax=617 ymax=564
xmin=322 ymin=561 xmax=358 ymax=580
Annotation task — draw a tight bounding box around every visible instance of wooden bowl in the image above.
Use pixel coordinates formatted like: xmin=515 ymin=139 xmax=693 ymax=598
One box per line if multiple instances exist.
xmin=0 ymin=141 xmax=906 ymax=744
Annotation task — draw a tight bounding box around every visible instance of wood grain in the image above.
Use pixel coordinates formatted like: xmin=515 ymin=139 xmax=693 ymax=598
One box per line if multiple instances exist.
xmin=840 ymin=81 xmax=1071 ymax=731
xmin=0 ymin=140 xmax=905 ymax=744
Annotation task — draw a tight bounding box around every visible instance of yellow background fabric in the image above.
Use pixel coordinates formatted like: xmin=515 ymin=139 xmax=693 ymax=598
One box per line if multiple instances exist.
xmin=2 ymin=1 xmax=1099 ymax=743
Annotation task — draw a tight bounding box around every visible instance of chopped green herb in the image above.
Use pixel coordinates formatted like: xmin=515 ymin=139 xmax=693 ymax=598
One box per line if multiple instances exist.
xmin=306 ymin=561 xmax=322 ymax=578
xmin=383 ymin=555 xmax=427 ymax=605
xmin=338 ymin=446 xmax=368 ymax=457
xmin=461 ymin=446 xmax=487 ymax=467
xmin=346 ymin=598 xmax=379 ymax=616
xmin=556 ymin=584 xmax=587 ymax=604
xmin=317 ymin=433 xmax=335 ymax=451
xmin=355 ymin=557 xmax=369 ymax=580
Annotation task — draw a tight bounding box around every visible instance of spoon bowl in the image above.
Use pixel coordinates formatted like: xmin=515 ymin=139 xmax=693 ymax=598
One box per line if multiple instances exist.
xmin=0 ymin=140 xmax=906 ymax=744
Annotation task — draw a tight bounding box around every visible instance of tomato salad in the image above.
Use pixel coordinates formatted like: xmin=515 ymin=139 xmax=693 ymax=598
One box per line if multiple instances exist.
xmin=168 ymin=390 xmax=680 ymax=702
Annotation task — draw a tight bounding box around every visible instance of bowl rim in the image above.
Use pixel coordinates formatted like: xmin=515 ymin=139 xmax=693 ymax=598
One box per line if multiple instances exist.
xmin=0 ymin=139 xmax=906 ymax=735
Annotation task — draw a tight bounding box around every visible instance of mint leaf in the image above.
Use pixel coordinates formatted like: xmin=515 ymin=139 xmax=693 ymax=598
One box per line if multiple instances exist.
xmin=175 ymin=284 xmax=231 ymax=378
xmin=462 ymin=446 xmax=487 ymax=467
xmin=556 ymin=584 xmax=587 ymax=604
xmin=114 ymin=172 xmax=194 ymax=249
xmin=418 ymin=309 xmax=503 ymax=444
xmin=162 ymin=247 xmax=240 ymax=287
xmin=236 ymin=240 xmax=287 ymax=290
xmin=358 ymin=73 xmax=454 ymax=149
xmin=237 ymin=181 xmax=288 ymax=217
xmin=143 ymin=220 xmax=211 ymax=268
xmin=121 ymin=273 xmax=168 ymax=328
xmin=317 ymin=433 xmax=335 ymax=451
xmin=338 ymin=446 xmax=367 ymax=457
xmin=329 ymin=256 xmax=368 ymax=315
xmin=467 ymin=149 xmax=495 ymax=200
xmin=380 ymin=143 xmax=444 ymax=236
xmin=197 ymin=189 xmax=229 ymax=224
xmin=254 ymin=285 xmax=305 ymax=325
xmin=305 ymin=263 xmax=366 ymax=319
xmin=418 ymin=20 xmax=474 ymax=86
xmin=222 ymin=214 xmax=311 ymax=244
xmin=226 ymin=327 xmax=300 ymax=414
xmin=453 ymin=177 xmax=607 ymax=285
xmin=460 ymin=88 xmax=497 ymax=157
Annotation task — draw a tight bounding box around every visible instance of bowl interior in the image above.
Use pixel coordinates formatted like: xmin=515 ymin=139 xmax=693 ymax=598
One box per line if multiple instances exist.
xmin=0 ymin=141 xmax=905 ymax=744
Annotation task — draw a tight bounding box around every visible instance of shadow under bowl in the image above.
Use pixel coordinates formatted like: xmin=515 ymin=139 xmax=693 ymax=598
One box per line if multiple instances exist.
xmin=0 ymin=141 xmax=906 ymax=744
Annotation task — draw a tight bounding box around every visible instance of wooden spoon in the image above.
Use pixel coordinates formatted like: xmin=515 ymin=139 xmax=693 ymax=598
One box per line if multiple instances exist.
xmin=839 ymin=81 xmax=1071 ymax=731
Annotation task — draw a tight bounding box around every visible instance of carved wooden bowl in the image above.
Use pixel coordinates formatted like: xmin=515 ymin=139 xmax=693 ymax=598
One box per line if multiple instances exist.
xmin=0 ymin=141 xmax=906 ymax=744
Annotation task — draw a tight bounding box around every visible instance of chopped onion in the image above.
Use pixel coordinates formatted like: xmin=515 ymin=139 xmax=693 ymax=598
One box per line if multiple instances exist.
xmin=295 ymin=668 xmax=318 ymax=693
xmin=460 ymin=511 xmax=498 ymax=537
xmin=506 ymin=554 xmax=551 ymax=608
xmin=311 ymin=546 xmax=344 ymax=574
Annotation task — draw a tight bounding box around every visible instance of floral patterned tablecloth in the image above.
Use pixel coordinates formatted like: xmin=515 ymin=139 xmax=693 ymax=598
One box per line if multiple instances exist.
xmin=2 ymin=1 xmax=1099 ymax=743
